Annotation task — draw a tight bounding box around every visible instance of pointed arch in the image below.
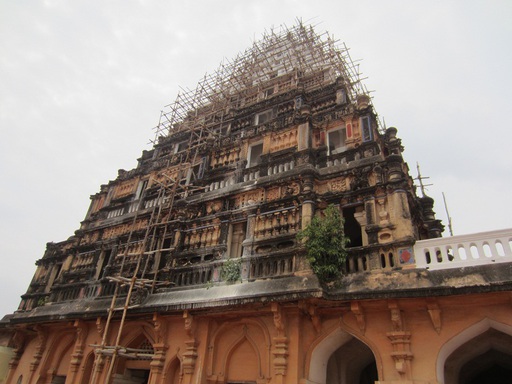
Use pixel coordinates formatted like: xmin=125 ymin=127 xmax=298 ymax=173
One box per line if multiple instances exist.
xmin=305 ymin=323 xmax=379 ymax=384
xmin=38 ymin=331 xmax=75 ymax=379
xmin=163 ymin=355 xmax=182 ymax=384
xmin=118 ymin=322 xmax=156 ymax=348
xmin=111 ymin=324 xmax=155 ymax=377
xmin=223 ymin=329 xmax=262 ymax=382
xmin=80 ymin=352 xmax=95 ymax=384
xmin=208 ymin=319 xmax=271 ymax=382
xmin=209 ymin=318 xmax=272 ymax=348
xmin=438 ymin=318 xmax=512 ymax=383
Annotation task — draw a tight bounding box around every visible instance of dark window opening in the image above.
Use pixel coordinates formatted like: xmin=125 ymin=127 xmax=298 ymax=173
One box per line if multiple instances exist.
xmin=99 ymin=250 xmax=112 ymax=279
xmin=328 ymin=128 xmax=346 ymax=155
xmin=162 ymin=238 xmax=172 ymax=250
xmin=361 ymin=116 xmax=372 ymax=142
xmin=247 ymin=143 xmax=263 ymax=167
xmin=343 ymin=206 xmax=363 ymax=247
xmin=174 ymin=140 xmax=189 ymax=154
xmin=135 ymin=179 xmax=148 ymax=199
xmin=255 ymin=109 xmax=274 ymax=125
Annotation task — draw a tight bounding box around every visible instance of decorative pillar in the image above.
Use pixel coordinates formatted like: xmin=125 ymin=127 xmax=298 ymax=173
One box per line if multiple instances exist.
xmin=69 ymin=320 xmax=88 ymax=384
xmin=29 ymin=326 xmax=47 ymax=374
xmin=89 ymin=318 xmax=107 ymax=384
xmin=149 ymin=313 xmax=168 ymax=383
xmin=181 ymin=311 xmax=198 ymax=384
xmin=301 ymin=201 xmax=314 ymax=230
xmin=386 ymin=301 xmax=413 ymax=380
xmin=271 ymin=303 xmax=289 ymax=384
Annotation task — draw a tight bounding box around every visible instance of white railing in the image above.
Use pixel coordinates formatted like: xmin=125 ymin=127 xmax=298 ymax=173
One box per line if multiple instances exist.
xmin=267 ymin=160 xmax=295 ymax=176
xmin=414 ymin=228 xmax=512 ymax=270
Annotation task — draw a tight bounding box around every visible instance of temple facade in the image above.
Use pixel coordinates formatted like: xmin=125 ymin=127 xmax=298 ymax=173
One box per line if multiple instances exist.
xmin=1 ymin=24 xmax=512 ymax=384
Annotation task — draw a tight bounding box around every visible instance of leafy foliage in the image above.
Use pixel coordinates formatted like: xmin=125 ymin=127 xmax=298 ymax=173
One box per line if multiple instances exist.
xmin=297 ymin=204 xmax=349 ymax=282
xmin=222 ymin=258 xmax=242 ymax=283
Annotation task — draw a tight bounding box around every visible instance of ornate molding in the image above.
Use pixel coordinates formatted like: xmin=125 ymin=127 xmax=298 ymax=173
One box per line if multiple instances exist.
xmin=70 ymin=320 xmax=88 ymax=373
xmin=426 ymin=298 xmax=442 ymax=334
xmin=386 ymin=301 xmax=413 ymax=379
xmin=271 ymin=302 xmax=286 ymax=336
xmin=271 ymin=303 xmax=288 ymax=377
xmin=182 ymin=310 xmax=198 ymax=376
xmin=350 ymin=301 xmax=366 ymax=334
xmin=298 ymin=301 xmax=321 ymax=333
xmin=30 ymin=326 xmax=47 ymax=372
xmin=4 ymin=329 xmax=27 ymax=384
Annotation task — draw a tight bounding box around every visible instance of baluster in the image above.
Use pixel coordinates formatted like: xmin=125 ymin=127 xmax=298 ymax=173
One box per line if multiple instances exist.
xmin=205 ymin=228 xmax=213 ymax=247
xmin=215 ymin=226 xmax=221 ymax=245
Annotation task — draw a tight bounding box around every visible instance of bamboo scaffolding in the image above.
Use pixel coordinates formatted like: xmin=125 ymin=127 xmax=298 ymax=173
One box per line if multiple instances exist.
xmin=91 ymin=22 xmax=377 ymax=384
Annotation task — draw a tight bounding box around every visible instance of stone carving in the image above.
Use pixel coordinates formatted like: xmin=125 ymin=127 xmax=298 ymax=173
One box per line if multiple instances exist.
xmin=330 ymin=178 xmax=347 ymax=192
xmin=350 ymin=301 xmax=366 ymax=334
xmin=266 ymin=187 xmax=281 ymax=201
xmin=270 ymin=129 xmax=298 ymax=152
xmin=254 ymin=207 xmax=300 ymax=239
xmin=426 ymin=299 xmax=442 ymax=334
xmin=70 ymin=320 xmax=88 ymax=374
xmin=30 ymin=326 xmax=47 ymax=372
xmin=387 ymin=301 xmax=413 ymax=379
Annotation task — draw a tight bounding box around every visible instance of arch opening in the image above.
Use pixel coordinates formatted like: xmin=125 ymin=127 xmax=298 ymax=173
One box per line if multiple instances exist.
xmin=308 ymin=327 xmax=377 ymax=384
xmin=111 ymin=334 xmax=153 ymax=384
xmin=444 ymin=328 xmax=512 ymax=384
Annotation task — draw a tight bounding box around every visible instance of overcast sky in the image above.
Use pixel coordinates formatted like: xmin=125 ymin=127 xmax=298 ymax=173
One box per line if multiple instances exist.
xmin=1 ymin=1 xmax=511 ymax=317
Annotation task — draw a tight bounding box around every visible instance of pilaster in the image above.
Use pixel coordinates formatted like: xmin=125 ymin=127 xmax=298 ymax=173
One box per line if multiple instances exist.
xmin=387 ymin=301 xmax=413 ymax=380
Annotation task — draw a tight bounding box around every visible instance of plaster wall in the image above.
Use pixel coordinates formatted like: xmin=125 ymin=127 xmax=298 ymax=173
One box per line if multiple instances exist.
xmin=5 ymin=292 xmax=512 ymax=384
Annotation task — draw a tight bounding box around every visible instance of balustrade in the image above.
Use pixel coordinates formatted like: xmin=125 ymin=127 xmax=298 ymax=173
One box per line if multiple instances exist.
xmin=344 ymin=252 xmax=370 ymax=274
xmin=71 ymin=251 xmax=96 ymax=271
xmin=267 ymin=160 xmax=295 ymax=176
xmin=211 ymin=148 xmax=240 ymax=168
xmin=414 ymin=228 xmax=512 ymax=270
xmin=206 ymin=177 xmax=236 ymax=192
xmin=254 ymin=207 xmax=300 ymax=239
xmin=343 ymin=249 xmax=397 ymax=274
xmin=127 ymin=200 xmax=140 ymax=213
xmin=247 ymin=254 xmax=295 ymax=279
xmin=243 ymin=166 xmax=260 ymax=182
xmin=169 ymin=253 xmax=296 ymax=288
xmin=324 ymin=144 xmax=378 ymax=169
xmin=182 ymin=224 xmax=221 ymax=251
xmin=107 ymin=207 xmax=125 ymax=219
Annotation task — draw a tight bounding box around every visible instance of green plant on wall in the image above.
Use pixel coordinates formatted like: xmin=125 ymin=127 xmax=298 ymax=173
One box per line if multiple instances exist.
xmin=37 ymin=296 xmax=48 ymax=307
xmin=222 ymin=258 xmax=242 ymax=283
xmin=297 ymin=204 xmax=349 ymax=283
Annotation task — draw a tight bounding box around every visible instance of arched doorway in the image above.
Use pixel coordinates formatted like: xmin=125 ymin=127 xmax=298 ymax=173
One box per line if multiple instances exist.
xmin=80 ymin=353 xmax=94 ymax=384
xmin=307 ymin=327 xmax=378 ymax=384
xmin=440 ymin=319 xmax=512 ymax=384
xmin=164 ymin=357 xmax=181 ymax=384
xmin=112 ymin=335 xmax=153 ymax=384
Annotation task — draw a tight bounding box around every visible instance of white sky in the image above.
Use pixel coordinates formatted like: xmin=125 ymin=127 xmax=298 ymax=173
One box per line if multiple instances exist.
xmin=1 ymin=1 xmax=511 ymax=317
